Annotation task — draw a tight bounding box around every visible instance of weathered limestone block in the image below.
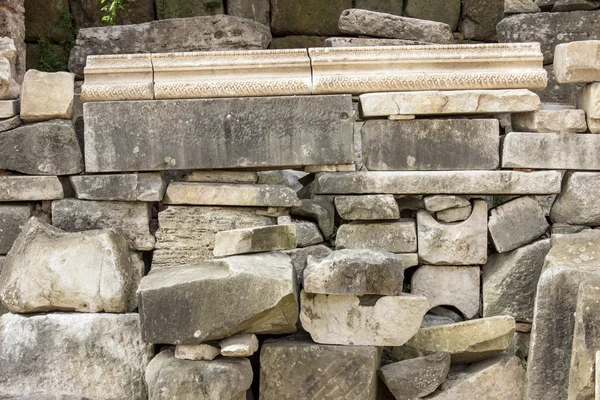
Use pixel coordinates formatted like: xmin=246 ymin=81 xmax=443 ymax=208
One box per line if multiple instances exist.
xmin=461 ymin=0 xmax=505 ymax=40
xmin=551 ymin=172 xmax=600 ymax=226
xmin=404 ymin=0 xmax=460 ymax=30
xmin=20 ymin=70 xmax=74 ymax=122
xmin=213 ymin=225 xmax=296 ymax=257
xmin=334 ymin=195 xmax=399 ymax=220
xmin=69 ymin=0 xmax=155 ymax=28
xmin=488 ymin=196 xmax=549 ymax=253
xmin=360 ymin=89 xmax=541 ymax=117
xmin=156 ymin=0 xmax=223 ymax=19
xmin=0 ymin=99 xmax=18 ymax=118
xmin=325 ymin=37 xmax=431 ymax=47
xmin=84 ymin=96 xmax=353 ymax=172
xmin=175 ymin=344 xmax=220 ymax=361
xmin=512 ymin=108 xmax=587 ymax=133
xmin=417 ymin=200 xmax=488 ymax=266
xmin=260 ymin=338 xmax=380 ymax=400
xmin=70 ymin=173 xmax=165 ymax=202
xmin=184 ymin=170 xmax=258 ymax=184
xmin=291 ymin=198 xmax=335 ymax=240
xmin=502 ymin=133 xmax=600 ymax=170
xmin=0 ymin=120 xmax=83 ymax=175
xmin=424 ymin=195 xmax=470 ymax=213
xmin=270 ymin=0 xmax=351 ymax=36
xmin=283 ymin=244 xmax=333 ymax=284
xmin=436 ymin=206 xmax=472 ymax=223
xmin=139 ymin=252 xmax=298 ymax=343
xmin=315 ymin=171 xmax=562 ymax=195
xmin=552 ymin=0 xmax=600 ymax=10
xmin=362 ymin=119 xmax=499 ymax=171
xmin=355 ymin=0 xmax=405 ymax=15
xmin=220 ymin=334 xmax=259 ymax=357
xmin=303 ymin=249 xmax=405 ymax=296
xmin=0 ymin=313 xmax=152 ymax=399
xmin=0 ymin=115 xmax=20 ymax=133
xmin=0 ymin=203 xmax=32 ymax=254
xmin=579 ymin=83 xmax=600 ymax=133
xmin=554 ymin=41 xmax=600 ymax=83
xmin=227 ymin=0 xmax=269 ymax=26
xmin=336 ymin=220 xmax=417 ymax=253
xmin=0 ymin=218 xmax=138 ymax=313
xmin=0 ymin=57 xmax=18 ymax=100
xmin=339 ymin=9 xmax=454 ymax=43
xmin=506 ymin=0 xmax=542 ymax=13
xmin=146 ymin=349 xmax=251 ymax=400
xmin=497 ymin=11 xmax=600 ymax=64
xmin=380 ymin=352 xmax=451 ymax=400
xmin=52 ymin=199 xmax=155 ymax=251
xmin=483 ymin=239 xmax=552 ymax=322
xmin=164 ymin=182 xmax=301 ymax=207
xmin=392 ymin=316 xmax=516 ymax=364
xmin=0 ymin=3 xmax=25 ymax=82
xmin=411 ymin=266 xmax=480 ymax=319
xmin=0 ymin=176 xmax=65 ymax=201
xmin=426 ymin=355 xmax=525 ymax=399
xmin=69 ymin=15 xmax=272 ymax=78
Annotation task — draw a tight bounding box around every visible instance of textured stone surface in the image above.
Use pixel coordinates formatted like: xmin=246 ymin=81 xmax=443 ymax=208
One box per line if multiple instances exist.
xmin=362 ymin=119 xmax=499 ymax=171
xmin=0 ymin=204 xmax=32 ymax=254
xmin=184 ymin=170 xmax=258 ymax=184
xmin=70 ymin=173 xmax=165 ymax=202
xmin=424 ymin=195 xmax=470 ymax=213
xmin=0 ymin=115 xmax=20 ymax=132
xmin=336 ymin=220 xmax=417 ymax=253
xmin=551 ymin=172 xmax=600 ymax=226
xmin=512 ymin=109 xmax=587 ymax=133
xmin=69 ymin=0 xmax=155 ymax=28
xmin=213 ymin=225 xmax=296 ymax=257
xmin=0 ymin=218 xmax=139 ymax=313
xmin=355 ymin=0 xmax=405 ymax=15
xmin=291 ymin=198 xmax=335 ymax=240
xmin=325 ymin=37 xmax=431 ymax=47
xmin=334 ymin=195 xmax=399 ymax=220
xmin=286 ymin=220 xmax=323 ymax=248
xmin=537 ymin=64 xmax=584 ymax=106
xmin=283 ymin=244 xmax=333 ymax=284
xmin=219 ymin=334 xmax=259 ymax=357
xmin=579 ymin=83 xmax=600 ymax=134
xmin=20 ymin=70 xmax=74 ymax=122
xmin=270 ymin=35 xmax=327 ymax=49
xmin=227 ymin=0 xmax=269 ymax=25
xmin=417 ymin=200 xmax=488 ymax=266
xmin=174 ymin=344 xmax=221 ymax=361
xmin=552 ymin=0 xmax=600 ymax=10
xmin=0 ymin=120 xmax=83 ymax=175
xmin=139 ymin=252 xmax=298 ymax=343
xmin=0 ymin=176 xmax=65 ymax=201
xmin=0 ymin=313 xmax=152 ymax=399
xmin=554 ymin=40 xmax=600 ymax=83
xmin=270 ymin=0 xmax=351 ymax=36
xmin=164 ymin=183 xmax=301 ymax=207
xmin=84 ymin=97 xmax=353 ymax=173
xmin=436 ymin=206 xmax=472 ymax=223
xmin=146 ymin=349 xmax=252 ymax=400
xmin=404 ymin=0 xmax=460 ymax=30
xmin=155 ymin=0 xmax=223 ymax=19
xmin=502 ymin=132 xmax=600 ymax=170
xmin=0 ymin=3 xmax=25 ymax=82
xmin=506 ymin=0 xmax=542 ymax=12
xmin=301 ymin=292 xmax=429 ymax=346
xmin=0 ymin=99 xmax=18 ymax=118
xmin=461 ymin=0 xmax=504 ymax=40
xmin=260 ymin=338 xmax=380 ymax=400
xmin=483 ymin=239 xmax=552 ymax=322
xmin=52 ymin=199 xmax=154 ymax=251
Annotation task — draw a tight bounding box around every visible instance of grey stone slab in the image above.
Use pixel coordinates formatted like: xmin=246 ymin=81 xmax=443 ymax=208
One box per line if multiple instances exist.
xmin=227 ymin=0 xmax=270 ymax=26
xmin=0 ymin=203 xmax=32 ymax=254
xmin=362 ymin=119 xmax=499 ymax=171
xmin=461 ymin=0 xmax=505 ymax=40
xmin=283 ymin=244 xmax=333 ymax=284
xmin=404 ymin=0 xmax=460 ymax=30
xmin=291 ymin=198 xmax=335 ymax=240
xmin=551 ymin=172 xmax=600 ymax=226
xmin=70 ymin=173 xmax=165 ymax=202
xmin=536 ymin=64 xmax=584 ymax=106
xmin=334 ymin=195 xmax=400 ymax=220
xmin=336 ymin=220 xmax=417 ymax=253
xmin=270 ymin=0 xmax=351 ymax=36
xmin=325 ymin=37 xmax=431 ymax=47
xmin=84 ymin=96 xmax=353 ymax=173
xmin=0 ymin=115 xmax=20 ymax=132
xmin=0 ymin=176 xmax=66 ymax=201
xmin=155 ymin=0 xmax=224 ymax=19
xmin=213 ymin=225 xmax=296 ymax=257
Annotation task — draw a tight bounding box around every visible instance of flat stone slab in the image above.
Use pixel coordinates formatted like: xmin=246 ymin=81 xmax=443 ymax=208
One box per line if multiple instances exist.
xmin=361 ymin=119 xmax=499 ymax=170
xmin=502 ymin=133 xmax=600 ymax=170
xmin=554 ymin=40 xmax=600 ymax=83
xmin=70 ymin=173 xmax=166 ymax=201
xmin=213 ymin=225 xmax=296 ymax=257
xmin=0 ymin=176 xmax=66 ymax=201
xmin=551 ymin=172 xmax=600 ymax=226
xmin=219 ymin=334 xmax=259 ymax=357
xmin=511 ymin=109 xmax=587 ymax=133
xmin=360 ymin=89 xmax=541 ymax=117
xmin=336 ymin=220 xmax=417 ymax=253
xmin=314 ymin=171 xmax=562 ymax=195
xmin=0 ymin=115 xmax=21 ymax=132
xmin=334 ymin=195 xmax=400 ymax=220
xmin=325 ymin=37 xmax=432 ymax=47
xmin=0 ymin=204 xmax=32 ymax=254
xmin=84 ymin=96 xmax=353 ymax=172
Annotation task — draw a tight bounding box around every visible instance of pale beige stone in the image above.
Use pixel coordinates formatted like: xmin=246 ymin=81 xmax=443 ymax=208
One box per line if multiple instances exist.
xmin=360 ymin=89 xmax=541 ymax=117
xmin=220 ymin=334 xmax=259 ymax=357
xmin=184 ymin=170 xmax=258 ymax=184
xmin=334 ymin=195 xmax=400 ymax=220
xmin=436 ymin=206 xmax=472 ymax=223
xmin=505 ymin=0 xmax=541 ymax=13
xmin=325 ymin=37 xmax=432 ymax=47
xmin=213 ymin=225 xmax=296 ymax=257
xmin=175 ymin=344 xmax=221 ymax=361
xmin=579 ymin=83 xmax=600 ymax=134
xmin=554 ymin=41 xmax=600 ymax=84
xmin=0 ymin=176 xmax=65 ymax=201
xmin=0 ymin=99 xmax=18 ymax=118
xmin=0 ymin=58 xmax=19 ymax=100
xmin=0 ymin=38 xmax=17 ymax=79
xmin=512 ymin=109 xmax=587 ymax=133
xmin=20 ymin=70 xmax=74 ymax=122
xmin=336 ymin=220 xmax=417 ymax=253
xmin=424 ymin=195 xmax=470 ymax=213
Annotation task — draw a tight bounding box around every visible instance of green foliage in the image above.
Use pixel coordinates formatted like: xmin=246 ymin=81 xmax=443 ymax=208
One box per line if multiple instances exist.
xmin=38 ymin=11 xmax=76 ymax=72
xmin=101 ymin=0 xmax=127 ymax=26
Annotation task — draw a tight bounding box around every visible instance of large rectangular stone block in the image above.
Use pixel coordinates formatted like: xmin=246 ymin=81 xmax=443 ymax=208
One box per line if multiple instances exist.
xmin=84 ymin=96 xmax=354 ymax=172
xmin=362 ymin=119 xmax=499 ymax=170
xmin=554 ymin=40 xmax=600 ymax=83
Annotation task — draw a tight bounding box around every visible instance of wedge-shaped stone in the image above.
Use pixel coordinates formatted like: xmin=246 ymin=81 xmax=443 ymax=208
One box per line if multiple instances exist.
xmin=138 ymin=252 xmax=298 ymax=343
xmin=146 ymin=349 xmax=252 ymax=400
xmin=483 ymin=239 xmax=552 ymax=322
xmin=84 ymin=96 xmax=353 ymax=172
xmin=0 ymin=313 xmax=153 ymax=399
xmin=0 ymin=99 xmax=18 ymax=118
xmin=70 ymin=173 xmax=166 ymax=202
xmin=152 ymin=49 xmax=312 ymax=99
xmin=512 ymin=109 xmax=587 ymax=133
xmin=334 ymin=195 xmax=400 ymax=220
xmin=284 ymin=245 xmax=333 ymax=284
xmin=417 ymin=200 xmax=488 ymax=265
xmin=285 ymin=220 xmax=323 ymax=248
xmin=551 ymin=172 xmax=600 ymax=226
xmin=81 ymin=54 xmax=153 ymax=102
xmin=315 ymin=171 xmax=562 ymax=195
xmin=164 ymin=182 xmax=301 ymax=207
xmin=503 ymin=132 xmax=600 ymax=170
xmin=310 ymin=43 xmax=546 ymax=95
xmin=554 ymin=40 xmax=600 ymax=83
xmin=0 ymin=204 xmax=32 ymax=254
xmin=424 ymin=195 xmax=470 ymax=212
xmin=0 ymin=219 xmax=139 ymax=313
xmin=220 ymin=334 xmax=259 ymax=357
xmin=303 ymin=249 xmax=405 ymax=295
xmin=213 ymin=225 xmax=296 ymax=257
xmin=20 ymin=70 xmax=74 ymax=122
xmin=579 ymin=82 xmax=600 ymax=133
xmin=260 ymin=338 xmax=380 ymax=400
xmin=436 ymin=206 xmax=471 ymax=223
xmin=392 ymin=316 xmax=516 ymax=364
xmin=325 ymin=37 xmax=432 ymax=47
xmin=360 ymin=89 xmax=541 ymax=117
xmin=362 ymin=119 xmax=499 ymax=171
xmin=52 ymin=199 xmax=155 ymax=251
xmin=336 ymin=220 xmax=417 ymax=253
xmin=0 ymin=176 xmax=65 ymax=201
xmin=412 ymin=266 xmax=480 ymax=319
xmin=300 ymin=292 xmax=429 ymax=346
xmin=175 ymin=344 xmax=221 ymax=361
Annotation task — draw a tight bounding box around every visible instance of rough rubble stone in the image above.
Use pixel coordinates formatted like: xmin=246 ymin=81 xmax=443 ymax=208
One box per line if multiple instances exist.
xmin=380 ymin=352 xmax=451 ymax=400
xmin=0 ymin=176 xmax=66 ymax=201
xmin=0 ymin=58 xmax=18 ymax=100
xmin=488 ymin=196 xmax=549 ymax=253
xmin=483 ymin=239 xmax=552 ymax=322
xmin=220 ymin=334 xmax=259 ymax=357
xmin=285 ymin=220 xmax=323 ymax=248
xmin=436 ymin=206 xmax=472 ymax=223
xmin=0 ymin=313 xmax=152 ymax=399
xmin=551 ymin=172 xmax=600 ymax=226
xmin=511 ymin=109 xmax=587 ymax=133
xmin=270 ymin=0 xmax=351 ymax=36
xmin=227 ymin=0 xmax=270 ymax=26
xmin=283 ymin=244 xmax=333 ymax=284
xmin=461 ymin=0 xmax=504 ymax=40
xmin=146 ymin=349 xmax=252 ymax=400
xmin=260 ymin=338 xmax=380 ymax=400
xmin=424 ymin=195 xmax=471 ymax=213
xmin=0 ymin=37 xmax=17 ymax=81
xmin=138 ymin=252 xmax=298 ymax=343
xmin=392 ymin=316 xmax=516 ymax=364
xmin=411 ymin=266 xmax=480 ymax=319
xmin=551 ymin=223 xmax=591 ymax=235
xmin=552 ymin=0 xmax=600 ymax=10
xmin=291 ymin=198 xmax=335 ymax=240
xmin=155 ymin=0 xmax=224 ymax=19
xmin=69 ymin=15 xmax=272 ymax=78
xmin=417 ymin=200 xmax=488 ymax=266
xmin=0 ymin=5 xmax=25 ymax=83
xmin=334 ymin=195 xmax=400 ymax=220
xmin=505 ymin=0 xmax=542 ymax=12
xmin=20 ymin=70 xmax=74 ymax=122
xmin=174 ymin=344 xmax=221 ymax=361
xmin=0 ymin=204 xmax=32 ymax=254
xmin=69 ymin=0 xmax=155 ymax=28
xmin=404 ymin=0 xmax=460 ymax=30
xmin=0 ymin=120 xmax=83 ymax=175
xmin=362 ymin=119 xmax=499 ymax=171
xmin=338 ymin=9 xmax=454 ymax=43
xmin=325 ymin=37 xmax=431 ymax=47
xmin=336 ymin=220 xmax=417 ymax=253
xmin=0 ymin=115 xmax=20 ymax=132
xmin=300 ymin=292 xmax=429 ymax=346
xmin=52 ymin=199 xmax=155 ymax=251
xmin=0 ymin=218 xmax=139 ymax=313
xmin=0 ymin=99 xmax=18 ymax=118
xmin=70 ymin=173 xmax=166 ymax=202
xmin=303 ymin=249 xmax=405 ymax=296
xmin=554 ymin=40 xmax=600 ymax=83
xmin=579 ymin=83 xmax=600 ymax=134
xmin=213 ymin=225 xmax=296 ymax=257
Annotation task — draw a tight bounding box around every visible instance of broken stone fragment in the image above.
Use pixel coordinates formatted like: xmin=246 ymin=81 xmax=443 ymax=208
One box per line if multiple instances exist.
xmin=69 ymin=173 xmax=166 ymax=202
xmin=183 ymin=170 xmax=258 ymax=184
xmin=213 ymin=225 xmax=296 ymax=257
xmin=436 ymin=205 xmax=472 ymax=223
xmin=579 ymin=82 xmax=600 ymax=134
xmin=0 ymin=99 xmax=19 ymax=118
xmin=0 ymin=203 xmax=33 ymax=254
xmin=505 ymin=0 xmax=542 ymax=13
xmin=282 ymin=219 xmax=323 ymax=248
xmin=554 ymin=40 xmax=600 ymax=83
xmin=336 ymin=220 xmax=417 ymax=253
xmin=334 ymin=195 xmax=400 ymax=220
xmin=551 ymin=172 xmax=600 ymax=226
xmin=511 ymin=108 xmax=587 ymax=133
xmin=283 ymin=244 xmax=333 ymax=284
xmin=20 ymin=69 xmax=74 ymax=122
xmin=424 ymin=195 xmax=471 ymax=213
xmin=219 ymin=334 xmax=259 ymax=357
xmin=291 ymin=198 xmax=335 ymax=240
xmin=175 ymin=344 xmax=221 ymax=361
xmin=552 ymin=0 xmax=600 ymax=10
